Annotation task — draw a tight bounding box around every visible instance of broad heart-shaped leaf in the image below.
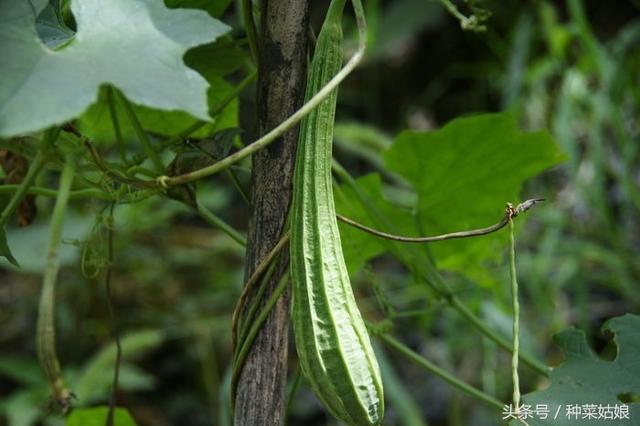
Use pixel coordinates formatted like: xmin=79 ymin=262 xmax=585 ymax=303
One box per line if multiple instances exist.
xmin=383 ymin=112 xmax=565 ymax=281
xmin=0 ymin=0 xmax=230 ymax=138
xmin=66 ymin=406 xmax=137 ymax=426
xmin=510 ymin=314 xmax=640 ymax=425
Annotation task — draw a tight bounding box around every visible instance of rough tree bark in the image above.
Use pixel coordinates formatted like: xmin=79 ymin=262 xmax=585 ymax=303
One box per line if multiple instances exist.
xmin=234 ymin=1 xmax=310 ymax=425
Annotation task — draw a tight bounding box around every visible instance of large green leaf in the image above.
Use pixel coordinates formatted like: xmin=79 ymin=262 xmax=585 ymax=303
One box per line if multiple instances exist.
xmin=0 ymin=0 xmax=230 ymax=138
xmin=383 ymin=112 xmax=565 ymax=281
xmin=510 ymin=314 xmax=640 ymax=425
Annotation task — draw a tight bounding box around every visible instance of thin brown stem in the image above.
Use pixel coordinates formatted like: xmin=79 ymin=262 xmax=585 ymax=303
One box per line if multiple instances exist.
xmin=336 ymin=199 xmax=544 ymax=243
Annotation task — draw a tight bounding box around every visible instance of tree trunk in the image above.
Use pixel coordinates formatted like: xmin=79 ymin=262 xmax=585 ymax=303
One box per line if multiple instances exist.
xmin=233 ymin=1 xmax=310 ymax=425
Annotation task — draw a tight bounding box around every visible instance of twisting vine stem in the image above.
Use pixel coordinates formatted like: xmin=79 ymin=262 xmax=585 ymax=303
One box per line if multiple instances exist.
xmin=231 ymin=271 xmax=290 ymax=406
xmin=36 ymin=155 xmax=75 ymax=413
xmin=233 ymin=216 xmax=291 ymax=359
xmin=231 ymin=231 xmax=290 ymax=349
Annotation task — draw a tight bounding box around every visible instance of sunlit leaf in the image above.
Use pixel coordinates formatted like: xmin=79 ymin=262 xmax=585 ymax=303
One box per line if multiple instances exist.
xmin=0 ymin=0 xmax=230 ymax=138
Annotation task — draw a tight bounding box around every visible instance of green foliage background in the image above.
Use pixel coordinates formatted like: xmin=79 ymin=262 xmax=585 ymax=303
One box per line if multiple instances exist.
xmin=0 ymin=0 xmax=638 ymax=425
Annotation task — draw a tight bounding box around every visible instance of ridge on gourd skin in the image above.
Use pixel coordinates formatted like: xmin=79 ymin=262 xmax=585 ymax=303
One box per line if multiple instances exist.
xmin=289 ymin=1 xmax=384 ymax=425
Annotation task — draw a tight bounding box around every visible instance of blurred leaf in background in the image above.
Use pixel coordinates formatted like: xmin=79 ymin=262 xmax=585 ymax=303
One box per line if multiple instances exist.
xmin=66 ymin=407 xmax=136 ymax=426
